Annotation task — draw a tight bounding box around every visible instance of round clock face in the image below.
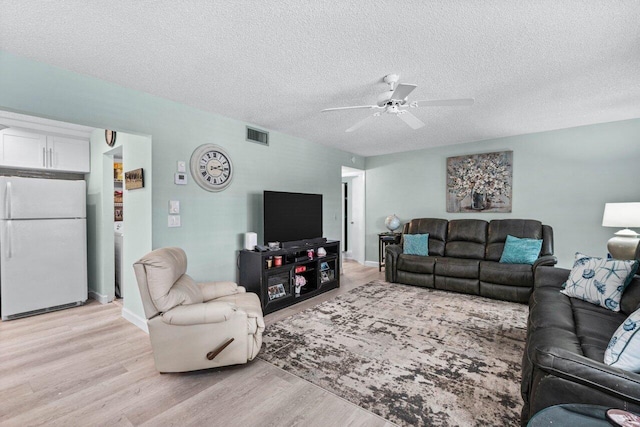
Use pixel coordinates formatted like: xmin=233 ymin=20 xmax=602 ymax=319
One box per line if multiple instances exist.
xmin=190 ymin=144 xmax=233 ymax=192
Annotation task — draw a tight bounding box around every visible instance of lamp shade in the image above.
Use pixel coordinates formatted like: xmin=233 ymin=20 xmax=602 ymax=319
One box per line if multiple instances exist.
xmin=602 ymin=203 xmax=640 ymax=228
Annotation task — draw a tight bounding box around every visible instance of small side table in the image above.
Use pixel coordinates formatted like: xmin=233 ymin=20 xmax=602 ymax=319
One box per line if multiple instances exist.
xmin=378 ymin=232 xmax=402 ymax=272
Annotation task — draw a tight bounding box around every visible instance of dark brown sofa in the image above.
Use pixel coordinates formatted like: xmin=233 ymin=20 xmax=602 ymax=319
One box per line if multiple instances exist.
xmin=521 ymin=266 xmax=640 ymax=425
xmin=385 ymin=218 xmax=556 ymax=303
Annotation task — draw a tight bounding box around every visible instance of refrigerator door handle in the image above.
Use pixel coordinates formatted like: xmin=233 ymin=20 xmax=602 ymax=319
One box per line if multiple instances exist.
xmin=6 ymin=220 xmax=12 ymax=258
xmin=49 ymin=148 xmax=53 ymax=168
xmin=43 ymin=147 xmax=46 ymax=167
xmin=5 ymin=181 xmax=12 ymax=219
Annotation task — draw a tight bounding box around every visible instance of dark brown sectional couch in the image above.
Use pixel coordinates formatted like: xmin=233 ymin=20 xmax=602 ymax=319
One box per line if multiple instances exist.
xmin=521 ymin=266 xmax=640 ymax=424
xmin=385 ymin=218 xmax=557 ymax=303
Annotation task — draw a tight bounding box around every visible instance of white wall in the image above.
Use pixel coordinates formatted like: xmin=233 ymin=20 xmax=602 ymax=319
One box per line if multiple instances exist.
xmin=365 ymin=119 xmax=640 ymax=268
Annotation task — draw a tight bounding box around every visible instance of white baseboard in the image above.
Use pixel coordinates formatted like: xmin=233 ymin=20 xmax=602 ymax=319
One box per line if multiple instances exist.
xmin=122 ymin=307 xmax=149 ymax=334
xmin=88 ymin=290 xmax=112 ymax=305
xmin=364 ymin=260 xmax=379 ymax=268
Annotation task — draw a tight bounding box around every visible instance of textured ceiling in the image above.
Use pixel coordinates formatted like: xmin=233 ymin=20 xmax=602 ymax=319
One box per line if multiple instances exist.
xmin=1 ymin=1 xmax=639 ymax=156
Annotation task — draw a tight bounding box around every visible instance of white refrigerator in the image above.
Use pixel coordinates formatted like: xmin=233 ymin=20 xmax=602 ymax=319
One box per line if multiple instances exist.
xmin=0 ymin=176 xmax=87 ymax=320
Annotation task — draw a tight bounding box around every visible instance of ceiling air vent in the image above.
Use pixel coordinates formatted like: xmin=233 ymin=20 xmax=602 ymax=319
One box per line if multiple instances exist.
xmin=246 ymin=126 xmax=268 ymax=146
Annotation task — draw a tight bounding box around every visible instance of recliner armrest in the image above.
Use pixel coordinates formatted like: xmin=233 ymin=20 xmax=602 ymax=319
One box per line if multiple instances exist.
xmin=198 ymin=281 xmax=245 ymax=301
xmin=385 ymin=244 xmax=402 ymax=282
xmin=161 ymin=301 xmax=239 ymax=325
xmin=532 ymin=255 xmax=557 ymax=270
xmin=534 ymin=266 xmax=570 ymax=290
xmin=532 ymin=345 xmax=640 ymax=405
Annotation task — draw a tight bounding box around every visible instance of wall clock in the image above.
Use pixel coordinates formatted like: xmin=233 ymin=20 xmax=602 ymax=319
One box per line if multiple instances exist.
xmin=105 ymin=129 xmax=117 ymax=147
xmin=189 ymin=144 xmax=234 ymax=192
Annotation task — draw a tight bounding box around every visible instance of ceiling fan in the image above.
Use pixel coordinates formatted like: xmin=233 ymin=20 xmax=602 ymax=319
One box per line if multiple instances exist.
xmin=321 ymin=74 xmax=474 ymax=132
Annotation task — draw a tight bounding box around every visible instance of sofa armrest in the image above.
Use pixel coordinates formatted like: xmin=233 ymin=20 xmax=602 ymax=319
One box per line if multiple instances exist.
xmin=385 ymin=244 xmax=402 ymax=282
xmin=534 ymin=266 xmax=570 ymax=290
xmin=533 ymin=255 xmax=557 ymax=270
xmin=161 ymin=301 xmax=239 ymax=325
xmin=198 ymin=281 xmax=244 ymax=301
xmin=532 ymin=345 xmax=640 ymax=405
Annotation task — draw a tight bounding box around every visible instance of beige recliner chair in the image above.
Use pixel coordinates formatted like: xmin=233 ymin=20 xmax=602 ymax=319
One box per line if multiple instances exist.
xmin=133 ymin=247 xmax=264 ymax=373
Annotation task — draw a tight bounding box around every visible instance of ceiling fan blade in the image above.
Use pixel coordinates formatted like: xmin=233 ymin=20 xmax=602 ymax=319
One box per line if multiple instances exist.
xmin=397 ymin=111 xmax=425 ymax=130
xmin=391 ymin=83 xmax=417 ymax=101
xmin=412 ymin=98 xmax=475 ymax=107
xmin=345 ymin=113 xmax=378 ymax=132
xmin=321 ymin=105 xmax=379 ymax=112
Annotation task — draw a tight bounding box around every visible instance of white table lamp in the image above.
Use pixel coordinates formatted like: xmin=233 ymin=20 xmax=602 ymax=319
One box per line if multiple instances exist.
xmin=602 ymin=202 xmax=640 ymax=260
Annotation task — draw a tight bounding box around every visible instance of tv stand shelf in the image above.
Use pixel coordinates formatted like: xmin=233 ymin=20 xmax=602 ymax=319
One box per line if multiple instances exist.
xmin=239 ymin=240 xmax=340 ymax=314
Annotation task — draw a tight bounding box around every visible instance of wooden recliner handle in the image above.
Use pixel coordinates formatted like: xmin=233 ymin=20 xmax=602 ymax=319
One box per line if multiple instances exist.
xmin=206 ymin=338 xmax=235 ymax=360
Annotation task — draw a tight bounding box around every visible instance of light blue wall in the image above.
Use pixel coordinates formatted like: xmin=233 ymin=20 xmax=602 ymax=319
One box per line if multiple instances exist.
xmin=0 ymin=50 xmax=364 ymax=321
xmin=121 ymin=132 xmax=153 ymax=318
xmin=365 ymin=120 xmax=640 ymax=268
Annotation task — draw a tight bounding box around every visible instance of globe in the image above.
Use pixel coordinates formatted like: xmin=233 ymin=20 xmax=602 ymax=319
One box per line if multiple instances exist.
xmin=385 ymin=214 xmax=401 ymax=232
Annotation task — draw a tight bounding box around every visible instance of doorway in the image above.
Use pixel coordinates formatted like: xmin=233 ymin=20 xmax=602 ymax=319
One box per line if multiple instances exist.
xmin=99 ymin=131 xmax=152 ymax=330
xmin=341 ymin=166 xmax=365 ymax=265
xmin=113 ymin=152 xmax=123 ymax=298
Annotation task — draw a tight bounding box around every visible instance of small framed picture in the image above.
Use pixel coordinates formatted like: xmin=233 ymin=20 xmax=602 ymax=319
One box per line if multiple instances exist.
xmin=268 ymin=283 xmax=287 ymax=300
xmin=125 ymin=168 xmax=144 ymax=190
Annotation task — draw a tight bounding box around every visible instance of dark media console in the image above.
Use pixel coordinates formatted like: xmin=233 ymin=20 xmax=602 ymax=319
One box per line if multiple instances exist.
xmin=281 ymin=236 xmax=327 ymax=248
xmin=238 ymin=240 xmax=340 ymax=314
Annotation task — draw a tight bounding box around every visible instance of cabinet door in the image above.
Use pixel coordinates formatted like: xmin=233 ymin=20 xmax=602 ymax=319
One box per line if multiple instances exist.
xmin=0 ymin=128 xmax=47 ymax=170
xmin=48 ymin=135 xmax=90 ymax=173
xmin=0 ymin=218 xmax=87 ymax=319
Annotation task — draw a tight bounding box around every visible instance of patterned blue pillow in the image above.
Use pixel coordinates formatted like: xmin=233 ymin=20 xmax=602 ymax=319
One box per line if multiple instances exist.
xmin=403 ymin=233 xmax=429 ymax=256
xmin=499 ymin=235 xmax=543 ymax=265
xmin=561 ymin=252 xmax=639 ymax=312
xmin=605 ymin=307 xmax=640 ymax=371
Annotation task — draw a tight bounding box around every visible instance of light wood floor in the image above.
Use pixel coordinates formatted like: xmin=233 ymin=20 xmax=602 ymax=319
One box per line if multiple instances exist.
xmin=0 ymin=260 xmax=392 ymax=427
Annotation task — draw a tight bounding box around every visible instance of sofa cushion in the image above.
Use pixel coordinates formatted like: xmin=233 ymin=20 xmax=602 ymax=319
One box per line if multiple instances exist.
xmin=529 ymin=286 xmax=625 ymax=361
xmin=444 ymin=219 xmax=487 ymax=260
xmin=499 ymin=235 xmax=543 ymax=265
xmin=397 ymin=254 xmax=436 ymax=274
xmin=561 ymin=253 xmax=639 ymax=312
xmin=573 ymin=299 xmax=627 ymax=360
xmin=605 ymin=307 xmax=640 ymax=371
xmin=405 ymin=218 xmax=448 ymax=256
xmin=480 ymin=260 xmax=533 ymax=287
xmin=434 ymin=257 xmax=480 ymax=279
xmin=403 ymin=233 xmax=429 ymax=256
xmin=154 ymin=273 xmax=204 ymax=313
xmin=486 ymin=219 xmax=543 ymax=261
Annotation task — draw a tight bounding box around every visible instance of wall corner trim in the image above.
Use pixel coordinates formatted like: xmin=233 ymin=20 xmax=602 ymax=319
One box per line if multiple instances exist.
xmin=122 ymin=307 xmax=149 ymax=334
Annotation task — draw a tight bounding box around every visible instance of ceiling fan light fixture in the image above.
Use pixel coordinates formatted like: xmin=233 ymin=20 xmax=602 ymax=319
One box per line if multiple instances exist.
xmin=321 ymin=74 xmax=473 ymax=132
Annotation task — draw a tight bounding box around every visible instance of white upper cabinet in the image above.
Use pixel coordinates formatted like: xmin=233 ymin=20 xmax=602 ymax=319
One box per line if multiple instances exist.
xmin=48 ymin=134 xmax=90 ymax=172
xmin=0 ymin=128 xmax=90 ymax=173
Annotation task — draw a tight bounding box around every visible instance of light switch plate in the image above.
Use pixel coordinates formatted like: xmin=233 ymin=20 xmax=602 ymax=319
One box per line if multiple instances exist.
xmin=169 ymin=200 xmax=180 ymax=214
xmin=177 ymin=161 xmax=186 ymax=173
xmin=168 ymin=215 xmax=181 ymax=227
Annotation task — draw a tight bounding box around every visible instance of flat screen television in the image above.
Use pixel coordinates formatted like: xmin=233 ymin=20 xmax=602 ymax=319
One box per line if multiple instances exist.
xmin=263 ymin=191 xmax=323 ymax=245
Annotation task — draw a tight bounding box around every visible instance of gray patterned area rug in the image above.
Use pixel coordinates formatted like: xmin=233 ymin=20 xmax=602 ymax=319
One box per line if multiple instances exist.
xmin=258 ymin=280 xmax=528 ymax=426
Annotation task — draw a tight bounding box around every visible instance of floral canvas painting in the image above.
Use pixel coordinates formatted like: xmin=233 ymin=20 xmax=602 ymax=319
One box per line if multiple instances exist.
xmin=446 ymin=151 xmax=513 ymax=213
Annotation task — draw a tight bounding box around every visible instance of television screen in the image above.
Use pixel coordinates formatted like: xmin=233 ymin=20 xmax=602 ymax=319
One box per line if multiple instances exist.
xmin=264 ymin=191 xmax=323 ymax=244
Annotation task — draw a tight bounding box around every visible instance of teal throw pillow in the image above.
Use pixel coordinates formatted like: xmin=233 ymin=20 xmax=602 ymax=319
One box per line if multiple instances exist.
xmin=560 ymin=252 xmax=639 ymax=312
xmin=499 ymin=235 xmax=543 ymax=265
xmin=605 ymin=307 xmax=640 ymax=371
xmin=403 ymin=233 xmax=429 ymax=256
